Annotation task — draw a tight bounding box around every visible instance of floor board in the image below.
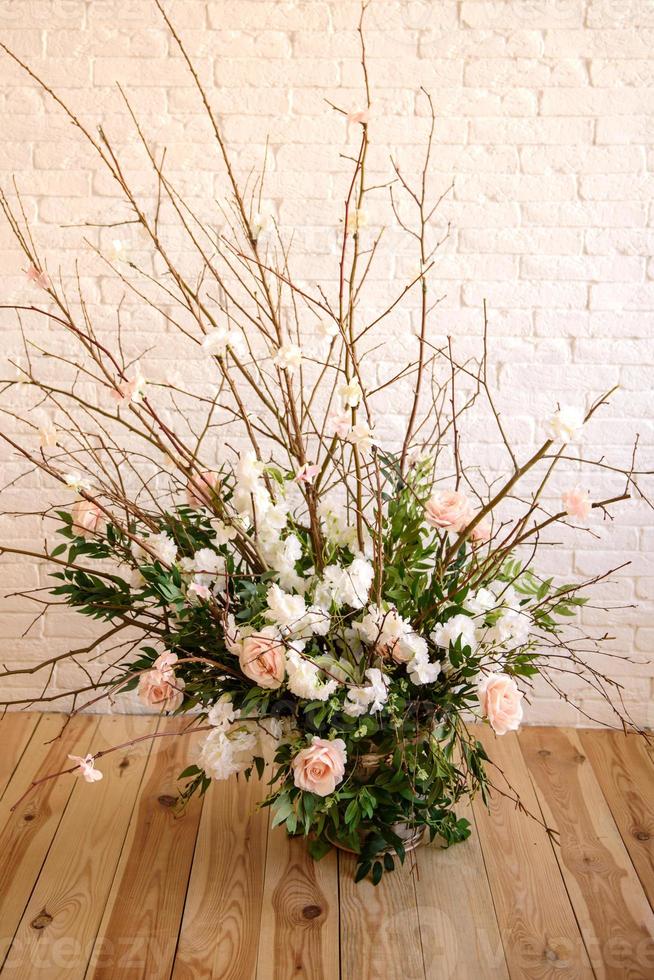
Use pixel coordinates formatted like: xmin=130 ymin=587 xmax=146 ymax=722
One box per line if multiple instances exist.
xmin=0 ymin=713 xmax=652 ymax=979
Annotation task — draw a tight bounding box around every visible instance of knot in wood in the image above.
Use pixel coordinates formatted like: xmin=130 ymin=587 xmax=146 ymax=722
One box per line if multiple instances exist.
xmin=30 ymin=910 xmax=52 ymax=930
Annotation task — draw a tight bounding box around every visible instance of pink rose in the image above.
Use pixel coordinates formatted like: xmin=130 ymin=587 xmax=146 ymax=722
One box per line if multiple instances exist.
xmin=562 ymin=487 xmax=592 ymax=521
xmin=478 ymin=672 xmax=523 ymax=736
xmin=186 ymin=470 xmax=220 ymax=508
xmin=239 ymin=628 xmax=285 ymax=689
xmin=470 ymin=515 xmax=492 ymax=544
xmin=138 ymin=668 xmax=185 ymax=711
xmin=292 ymin=736 xmax=347 ymax=796
xmin=71 ymin=499 xmax=106 ymax=539
xmin=425 ymin=490 xmax=474 ymax=532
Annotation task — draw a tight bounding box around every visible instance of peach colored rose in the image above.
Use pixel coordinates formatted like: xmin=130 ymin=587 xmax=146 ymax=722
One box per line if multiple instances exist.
xmin=562 ymin=487 xmax=592 ymax=521
xmin=138 ymin=668 xmax=185 ymax=711
xmin=292 ymin=736 xmax=347 ymax=796
xmin=71 ymin=499 xmax=106 ymax=539
xmin=470 ymin=514 xmax=492 ymax=544
xmin=424 ymin=490 xmax=474 ymax=532
xmin=478 ymin=672 xmax=523 ymax=736
xmin=186 ymin=470 xmax=220 ymax=508
xmin=239 ymin=628 xmax=285 ymax=689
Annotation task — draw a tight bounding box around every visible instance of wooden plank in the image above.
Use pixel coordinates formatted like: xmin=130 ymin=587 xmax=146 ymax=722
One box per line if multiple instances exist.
xmin=256 ymin=822 xmax=339 ymax=980
xmin=172 ymin=770 xmax=270 ymax=980
xmin=473 ymin=727 xmax=593 ymax=978
xmin=581 ymin=730 xmax=654 ymax=910
xmin=0 ymin=712 xmax=41 ymax=801
xmin=4 ymin=714 xmax=159 ymax=979
xmin=0 ymin=713 xmax=99 ymax=967
xmin=520 ymin=726 xmax=654 ymax=979
xmin=339 ymin=848 xmax=425 ymax=980
xmin=416 ymin=797 xmax=510 ymax=979
xmin=86 ymin=720 xmax=204 ymax=980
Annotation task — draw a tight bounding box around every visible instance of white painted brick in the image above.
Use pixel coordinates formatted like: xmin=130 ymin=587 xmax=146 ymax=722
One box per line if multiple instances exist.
xmin=0 ymin=0 xmax=651 ymax=727
xmin=469 ymin=116 xmax=594 ymax=144
xmin=460 ymin=2 xmax=585 ymax=29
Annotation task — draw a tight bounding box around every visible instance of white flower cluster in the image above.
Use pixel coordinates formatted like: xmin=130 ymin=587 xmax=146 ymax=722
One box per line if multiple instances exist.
xmin=198 ymin=694 xmax=281 ymax=781
xmin=132 ymin=531 xmax=178 ymax=566
xmin=431 ymin=582 xmax=534 ymax=681
xmin=344 ymin=668 xmax=389 ymax=717
xmin=231 ymin=452 xmax=303 ymax=590
xmin=355 ymin=605 xmax=441 ymax=686
xmin=181 ymin=547 xmax=227 ymax=601
xmin=314 ymin=558 xmax=374 ymax=609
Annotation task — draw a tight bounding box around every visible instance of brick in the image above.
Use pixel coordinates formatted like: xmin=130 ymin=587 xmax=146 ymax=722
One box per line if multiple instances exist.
xmin=464 ymin=57 xmax=588 ymax=88
xmin=460 ymin=2 xmax=585 ymax=29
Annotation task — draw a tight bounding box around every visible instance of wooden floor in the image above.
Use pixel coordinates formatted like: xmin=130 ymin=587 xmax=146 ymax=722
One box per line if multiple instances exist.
xmin=1 ymin=714 xmax=653 ymax=979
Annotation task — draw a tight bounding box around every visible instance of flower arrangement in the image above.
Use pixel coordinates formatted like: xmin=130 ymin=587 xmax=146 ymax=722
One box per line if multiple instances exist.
xmin=0 ymin=3 xmax=651 ymax=884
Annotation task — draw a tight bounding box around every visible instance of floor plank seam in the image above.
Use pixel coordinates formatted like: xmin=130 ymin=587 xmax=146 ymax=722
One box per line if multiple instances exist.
xmin=468 ymin=797 xmax=512 ymax=978
xmin=81 ymin=716 xmax=162 ymax=980
xmin=516 ymin=732 xmax=600 ymax=980
xmin=1 ymin=715 xmax=102 ymax=976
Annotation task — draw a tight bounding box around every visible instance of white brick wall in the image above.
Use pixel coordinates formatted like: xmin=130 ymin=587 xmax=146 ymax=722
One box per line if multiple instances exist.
xmin=0 ymin=0 xmax=652 ymax=726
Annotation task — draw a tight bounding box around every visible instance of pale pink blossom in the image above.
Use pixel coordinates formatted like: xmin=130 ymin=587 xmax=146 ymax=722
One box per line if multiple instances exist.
xmin=470 ymin=515 xmax=492 ymax=544
xmin=26 ymin=264 xmax=50 ymax=290
xmin=292 ymin=736 xmax=347 ymax=796
xmin=562 ymin=487 xmax=592 ymax=521
xmin=68 ymin=754 xmax=103 ymax=783
xmin=188 ymin=582 xmax=211 ymax=602
xmin=239 ymin=628 xmax=286 ymax=689
xmin=295 ymin=462 xmax=320 ymax=484
xmin=424 ymin=490 xmax=475 ymax=532
xmin=111 ymin=368 xmax=146 ymax=405
xmin=478 ymin=673 xmax=523 ymax=736
xmin=328 ymin=410 xmax=351 ymax=439
xmin=186 ymin=470 xmax=220 ymax=508
xmin=71 ymin=499 xmax=106 ymax=539
xmin=346 ymin=108 xmax=370 ymax=141
xmin=347 ymin=108 xmax=369 ymax=127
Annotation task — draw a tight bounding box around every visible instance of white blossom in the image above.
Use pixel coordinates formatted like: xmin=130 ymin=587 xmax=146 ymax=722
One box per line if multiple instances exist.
xmin=544 ymin=406 xmax=585 ymax=444
xmin=286 ymin=649 xmax=338 ymax=701
xmin=318 ymin=319 xmax=339 ymax=340
xmin=189 ymin=548 xmax=227 ymax=590
xmin=64 ymin=472 xmax=92 ymax=493
xmin=408 ymin=649 xmax=441 ymax=686
xmin=343 ymin=668 xmax=389 ymax=717
xmin=265 ymin=584 xmax=307 ymax=631
xmin=207 ymin=694 xmax=239 ymax=730
xmin=199 ymin=728 xmax=258 ymax=780
xmin=318 ymin=558 xmax=373 ymax=609
xmin=431 ymin=614 xmax=478 ymax=653
xmin=337 ymin=378 xmax=363 ymax=408
xmin=212 ymin=520 xmax=239 ymax=546
xmin=234 ymin=451 xmax=265 ymax=494
xmin=273 ymin=341 xmax=302 ymax=374
xmin=464 ymin=588 xmax=496 ymax=617
xmin=348 ymin=422 xmax=378 ymax=454
xmin=202 ymin=325 xmax=242 ymax=357
xmin=483 ymin=609 xmax=531 ymax=649
xmin=132 ymin=531 xmax=178 ymax=566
